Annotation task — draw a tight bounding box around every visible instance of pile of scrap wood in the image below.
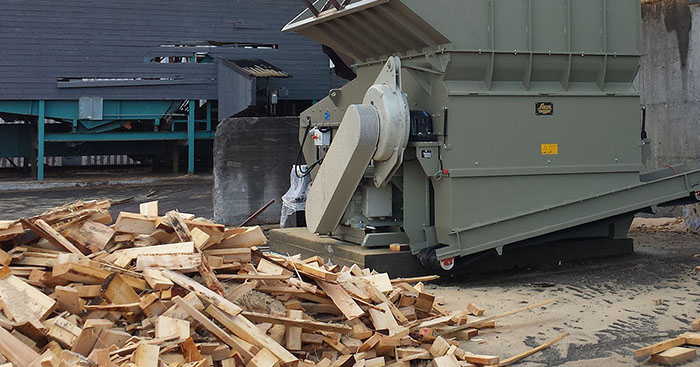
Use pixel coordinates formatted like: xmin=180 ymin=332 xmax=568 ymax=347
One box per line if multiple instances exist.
xmin=0 ymin=199 xmax=563 ymax=367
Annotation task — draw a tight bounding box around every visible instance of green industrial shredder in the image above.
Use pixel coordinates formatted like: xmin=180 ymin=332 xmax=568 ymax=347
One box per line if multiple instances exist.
xmin=270 ymin=0 xmax=700 ymax=273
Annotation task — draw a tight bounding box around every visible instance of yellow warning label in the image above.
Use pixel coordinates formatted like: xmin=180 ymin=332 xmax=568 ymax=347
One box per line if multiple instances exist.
xmin=541 ymin=144 xmax=558 ymax=155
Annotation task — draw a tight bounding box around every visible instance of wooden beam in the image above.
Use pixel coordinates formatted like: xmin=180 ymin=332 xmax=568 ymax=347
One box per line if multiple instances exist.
xmin=635 ymin=336 xmax=687 ymax=358
xmin=205 ymin=305 xmax=298 ymax=366
xmin=171 ymin=296 xmax=255 ymax=363
xmin=492 ymin=333 xmax=568 ymax=367
xmin=0 ymin=325 xmax=41 ymax=367
xmin=241 ymin=311 xmax=352 ymax=334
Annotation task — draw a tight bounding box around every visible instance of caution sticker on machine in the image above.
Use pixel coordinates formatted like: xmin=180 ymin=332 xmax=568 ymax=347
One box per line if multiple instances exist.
xmin=541 ymin=144 xmax=559 ymax=155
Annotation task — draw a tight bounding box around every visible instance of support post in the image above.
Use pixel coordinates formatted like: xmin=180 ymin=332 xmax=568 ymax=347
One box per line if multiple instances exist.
xmin=37 ymin=100 xmax=46 ymax=181
xmin=206 ymin=101 xmax=212 ymax=132
xmin=188 ymin=99 xmax=195 ymax=174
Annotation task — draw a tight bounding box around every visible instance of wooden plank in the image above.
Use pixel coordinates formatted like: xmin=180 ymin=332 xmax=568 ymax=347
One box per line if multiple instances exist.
xmin=432 ymin=354 xmax=460 ymax=367
xmin=139 ymin=201 xmax=159 ymax=217
xmin=363 ymin=273 xmax=392 ymax=293
xmin=105 ymin=242 xmax=195 ymax=265
xmin=635 ymin=337 xmax=687 ymax=358
xmin=241 ymin=311 xmax=351 ymax=334
xmin=218 ymin=274 xmax=291 ymax=281
xmin=650 ymin=347 xmax=696 ymax=366
xmin=114 ymin=212 xmax=157 ymax=234
xmin=29 ymin=219 xmax=88 ymax=258
xmin=103 ymin=273 xmax=141 ymax=306
xmin=162 ymin=269 xmax=242 ymax=317
xmin=166 ymin=211 xmax=226 ymax=296
xmin=467 ymin=303 xmax=484 ymax=317
xmin=495 ymin=332 xmax=568 ymax=366
xmin=156 ymin=315 xmax=190 ymax=342
xmin=78 ymin=221 xmax=115 ymax=250
xmin=55 ymin=285 xmax=85 ymax=314
xmin=143 ymin=268 xmax=174 ymax=290
xmin=133 ymin=343 xmax=160 ymax=367
xmin=464 ymin=354 xmax=499 ymax=365
xmin=136 ymin=253 xmax=202 ymax=270
xmin=0 ymin=222 xmax=24 ymax=242
xmin=206 ymin=305 xmax=298 ymax=366
xmin=247 ymin=348 xmax=280 ymax=367
xmin=390 ymin=276 xmax=440 ymax=284
xmin=680 ymin=332 xmax=700 ymax=346
xmin=278 ymin=311 xmax=301 ymax=350
xmin=191 ymin=227 xmax=211 ymax=249
xmin=316 ymin=281 xmax=364 ymax=321
xmin=51 ymin=262 xmax=147 ymax=290
xmin=0 ymin=274 xmax=56 ymax=323
xmin=218 ymin=226 xmax=267 ymax=248
xmin=171 ymin=296 xmax=255 ymax=363
xmin=0 ymin=325 xmax=41 ymax=367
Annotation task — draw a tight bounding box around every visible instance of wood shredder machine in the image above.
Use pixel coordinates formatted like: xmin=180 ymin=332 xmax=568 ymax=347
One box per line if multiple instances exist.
xmin=274 ymin=0 xmax=700 ymax=271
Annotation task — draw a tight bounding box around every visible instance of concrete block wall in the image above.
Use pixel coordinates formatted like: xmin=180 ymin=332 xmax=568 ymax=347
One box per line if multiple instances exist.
xmin=213 ymin=117 xmax=300 ymax=226
xmin=639 ymin=0 xmax=700 ymax=170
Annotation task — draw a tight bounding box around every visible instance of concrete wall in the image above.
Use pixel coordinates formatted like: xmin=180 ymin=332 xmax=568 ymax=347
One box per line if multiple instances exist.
xmin=639 ymin=0 xmax=700 ymax=170
xmin=213 ymin=117 xmax=299 ymax=226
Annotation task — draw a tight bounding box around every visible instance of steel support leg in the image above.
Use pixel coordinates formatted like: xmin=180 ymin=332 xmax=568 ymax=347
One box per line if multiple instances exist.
xmin=37 ymin=100 xmax=46 ymax=181
xmin=188 ymin=100 xmax=195 ymax=174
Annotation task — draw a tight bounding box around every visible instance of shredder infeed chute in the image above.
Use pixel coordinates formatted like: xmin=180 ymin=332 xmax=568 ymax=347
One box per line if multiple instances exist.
xmin=282 ymin=0 xmax=700 ymax=270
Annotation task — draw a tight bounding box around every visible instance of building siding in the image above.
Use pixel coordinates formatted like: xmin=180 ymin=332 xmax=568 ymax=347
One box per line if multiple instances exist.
xmin=0 ymin=0 xmax=333 ymax=101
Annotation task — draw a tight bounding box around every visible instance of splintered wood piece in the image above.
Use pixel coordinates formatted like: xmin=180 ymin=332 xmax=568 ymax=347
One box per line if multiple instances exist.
xmin=162 ymin=269 xmax=241 ymax=317
xmin=241 ymin=311 xmax=352 ymax=334
xmin=114 ymin=212 xmax=157 ymax=234
xmin=191 ymin=227 xmax=211 ymax=249
xmin=78 ymin=221 xmax=115 ymax=250
xmin=693 ymin=319 xmax=700 ymax=332
xmin=103 ymin=273 xmax=141 ymax=306
xmin=139 ymin=201 xmax=159 ymax=216
xmin=432 ymin=354 xmax=460 ymax=367
xmin=105 ymin=242 xmax=195 ymax=265
xmin=247 ymin=348 xmax=280 ymax=367
xmin=71 ymin=319 xmax=113 ymax=356
xmin=285 ymin=310 xmax=303 ymax=351
xmin=0 ymin=221 xmax=23 ymax=242
xmin=166 ymin=211 xmax=226 ymax=296
xmin=218 ymin=226 xmax=267 ymax=248
xmin=206 ymin=305 xmax=298 ymax=366
xmin=28 ymin=219 xmax=88 ymax=258
xmin=635 ymin=337 xmax=687 ymax=358
xmin=650 ymin=347 xmax=697 ymax=366
xmin=415 ymin=292 xmax=435 ymax=313
xmin=55 ymin=286 xmax=85 ymax=314
xmin=680 ymin=332 xmax=700 ymax=346
xmin=156 ymin=316 xmax=191 ymax=341
xmin=180 ymin=337 xmax=203 ymax=363
xmin=363 ymin=273 xmax=393 ymax=293
xmin=464 ymin=354 xmax=499 ymax=365
xmin=133 ymin=343 xmax=160 ymax=367
xmin=0 ymin=274 xmax=57 ymax=323
xmin=430 ymin=337 xmax=450 ymax=357
xmin=0 ymin=325 xmax=41 ymax=367
xmin=171 ymin=296 xmax=254 ymax=363
xmin=143 ymin=268 xmax=174 ymax=290
xmin=467 ymin=303 xmax=484 ymax=317
xmin=317 ymin=281 xmax=364 ymax=321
